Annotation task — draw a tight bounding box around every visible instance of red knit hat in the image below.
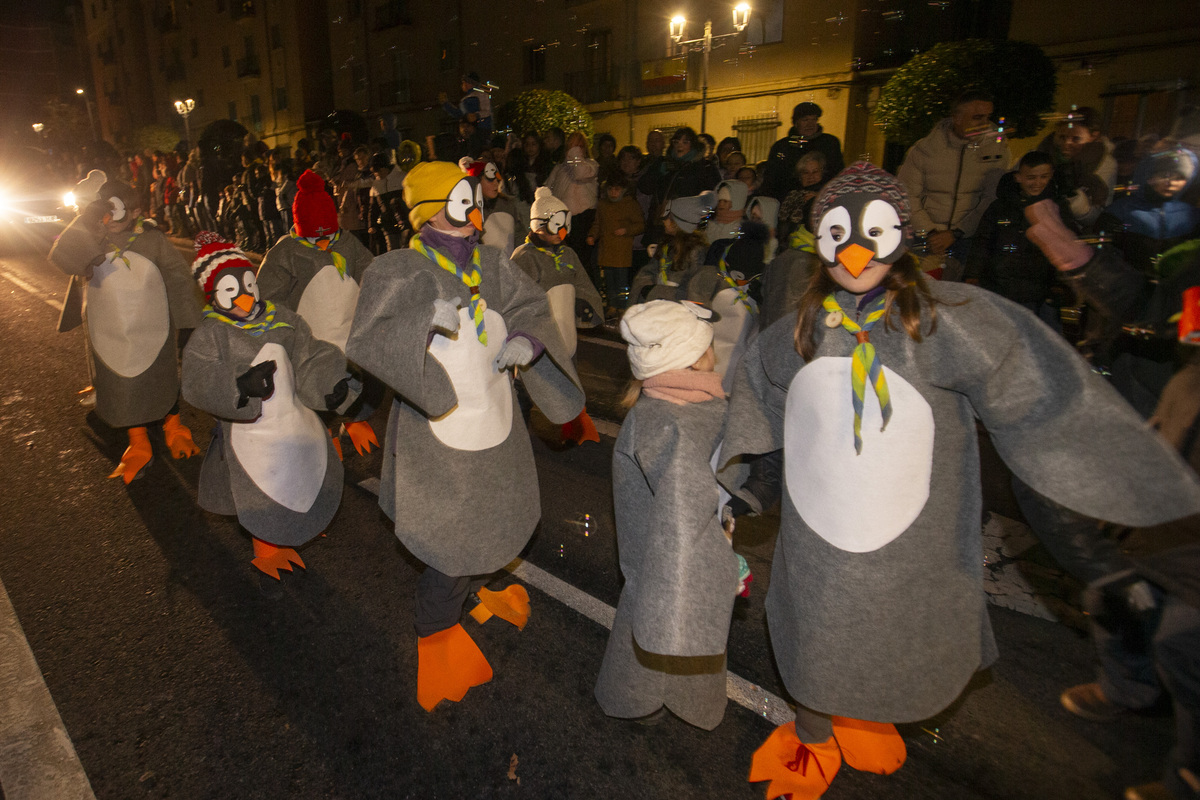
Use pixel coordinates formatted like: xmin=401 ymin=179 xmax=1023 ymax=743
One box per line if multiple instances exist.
xmin=192 ymin=231 xmax=255 ymax=302
xmin=292 ymin=169 xmax=338 ymax=237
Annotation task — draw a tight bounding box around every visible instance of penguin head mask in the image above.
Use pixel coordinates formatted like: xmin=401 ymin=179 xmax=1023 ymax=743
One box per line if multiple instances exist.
xmin=97 ymin=178 xmax=141 ymax=233
xmin=810 ymin=162 xmax=912 ymax=293
xmin=530 ymin=186 xmax=570 ymax=244
xmin=403 ymin=160 xmax=484 ymax=234
xmin=192 ymin=232 xmax=261 ymax=319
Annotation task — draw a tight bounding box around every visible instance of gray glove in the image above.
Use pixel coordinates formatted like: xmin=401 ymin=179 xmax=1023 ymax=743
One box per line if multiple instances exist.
xmin=494 ymin=336 xmax=534 ymax=370
xmin=431 ymin=297 xmax=462 ymax=335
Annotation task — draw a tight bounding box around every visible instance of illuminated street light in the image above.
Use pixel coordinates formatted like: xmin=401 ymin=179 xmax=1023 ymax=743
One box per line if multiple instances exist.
xmin=174 ymin=98 xmax=196 ymax=148
xmin=32 ymin=123 xmax=44 ymax=133
xmin=668 ymin=4 xmax=751 ymax=134
xmin=76 ymin=88 xmax=98 ymax=141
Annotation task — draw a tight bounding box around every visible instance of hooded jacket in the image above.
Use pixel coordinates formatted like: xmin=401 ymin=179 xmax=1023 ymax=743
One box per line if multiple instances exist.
xmin=1099 ymin=147 xmax=1200 ymax=275
xmin=759 ymin=125 xmax=845 ymax=201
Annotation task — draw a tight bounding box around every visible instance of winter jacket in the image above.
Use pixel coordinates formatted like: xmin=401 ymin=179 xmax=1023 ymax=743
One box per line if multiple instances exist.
xmin=965 ymin=172 xmax=1074 ymax=305
xmin=758 ymin=126 xmax=844 ymax=201
xmin=1036 ymin=133 xmax=1117 ymax=228
xmin=545 ymin=147 xmax=599 ymax=216
xmin=588 ymin=194 xmax=645 ymax=270
xmin=1098 ymin=147 xmax=1200 ymax=275
xmin=897 ymin=117 xmax=1011 ymax=238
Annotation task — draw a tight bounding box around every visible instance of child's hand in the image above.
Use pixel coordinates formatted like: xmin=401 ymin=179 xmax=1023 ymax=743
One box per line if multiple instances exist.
xmin=586 ymin=236 xmax=595 ymax=246
xmin=614 ymin=227 xmax=626 ymax=236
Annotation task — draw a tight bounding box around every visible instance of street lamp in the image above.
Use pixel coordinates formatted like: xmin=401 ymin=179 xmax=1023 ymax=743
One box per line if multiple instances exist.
xmin=32 ymin=123 xmax=44 ymax=134
xmin=76 ymin=88 xmax=98 ymax=141
xmin=668 ymin=3 xmax=751 ymax=134
xmin=174 ymin=98 xmax=195 ymax=148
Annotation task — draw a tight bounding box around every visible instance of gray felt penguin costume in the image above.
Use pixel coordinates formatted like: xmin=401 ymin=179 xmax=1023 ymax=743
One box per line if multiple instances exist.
xmin=509 ymin=186 xmax=604 ymax=444
xmin=181 ymin=233 xmax=354 ymax=581
xmin=49 ymin=175 xmax=204 ymax=483
xmin=594 ymin=300 xmax=739 ymax=730
xmin=718 ymin=163 xmax=1200 ymax=800
xmin=344 ymin=160 xmax=585 ymax=712
xmin=630 ymin=193 xmax=715 ymax=305
xmin=256 ymin=169 xmax=380 ymax=458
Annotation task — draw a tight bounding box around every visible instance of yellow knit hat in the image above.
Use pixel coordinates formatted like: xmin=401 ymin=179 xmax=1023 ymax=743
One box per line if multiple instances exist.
xmin=403 ymin=161 xmax=469 ymax=231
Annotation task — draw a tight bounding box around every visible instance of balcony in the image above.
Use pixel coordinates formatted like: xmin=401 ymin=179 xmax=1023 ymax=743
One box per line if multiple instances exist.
xmin=564 ymin=67 xmax=621 ymax=105
xmin=637 ymin=55 xmax=699 ymax=97
xmin=236 ymin=56 xmax=260 ymax=79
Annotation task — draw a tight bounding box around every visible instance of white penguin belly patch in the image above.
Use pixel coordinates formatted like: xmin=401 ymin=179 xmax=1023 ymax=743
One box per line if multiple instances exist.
xmin=86 ymin=250 xmax=170 ymax=378
xmin=545 ymin=283 xmax=577 ymax=357
xmin=427 ymin=307 xmax=513 ymax=451
xmin=482 ymin=211 xmax=515 ymax=257
xmin=784 ymin=357 xmax=934 ymax=552
xmin=711 ymin=287 xmax=756 ymax=378
xmin=295 ymin=263 xmax=360 ymax=351
xmin=230 ymin=342 xmax=328 ymax=513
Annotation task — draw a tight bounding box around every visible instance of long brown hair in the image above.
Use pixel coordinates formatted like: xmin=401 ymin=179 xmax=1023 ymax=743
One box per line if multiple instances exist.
xmin=793 ymin=252 xmax=941 ymax=361
xmin=668 ymin=229 xmax=707 ymax=272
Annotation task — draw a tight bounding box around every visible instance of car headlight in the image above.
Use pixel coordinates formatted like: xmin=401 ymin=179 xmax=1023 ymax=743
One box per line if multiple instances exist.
xmin=62 ymin=191 xmax=76 ymax=209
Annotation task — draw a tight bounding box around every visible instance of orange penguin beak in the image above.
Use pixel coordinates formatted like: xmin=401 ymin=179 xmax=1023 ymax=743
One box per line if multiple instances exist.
xmin=558 ymin=228 xmax=568 ymax=242
xmin=468 ymin=207 xmax=484 ymax=232
xmin=233 ymin=293 xmax=255 ymax=313
xmin=836 ymin=243 xmax=875 ymax=278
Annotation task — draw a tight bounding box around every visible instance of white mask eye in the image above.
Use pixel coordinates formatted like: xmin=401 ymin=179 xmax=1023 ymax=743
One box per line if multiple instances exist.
xmin=547 ymin=210 xmax=571 ymax=235
xmin=860 ymin=199 xmax=903 ymax=260
xmin=483 ymin=162 xmax=499 ymax=181
xmin=816 ymin=205 xmax=852 ymax=263
xmin=445 ymin=179 xmax=475 ymax=225
xmin=475 ymin=183 xmax=484 ymax=208
xmin=108 ymin=196 xmax=127 ymax=222
xmin=214 ymin=272 xmax=241 ymax=309
xmin=242 ymin=270 xmax=258 ymax=301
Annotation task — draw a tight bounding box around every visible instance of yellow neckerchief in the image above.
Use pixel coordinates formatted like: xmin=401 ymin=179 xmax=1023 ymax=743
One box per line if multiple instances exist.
xmin=203 ymin=299 xmax=293 ymax=337
xmin=788 ymin=225 xmax=816 ymax=253
xmin=290 ymin=230 xmax=347 ymax=276
xmin=821 ymin=292 xmax=891 ymax=455
xmin=108 ymin=216 xmax=147 ymax=267
xmin=411 ymin=234 xmax=487 ymax=345
xmin=525 ymin=233 xmax=570 ymax=271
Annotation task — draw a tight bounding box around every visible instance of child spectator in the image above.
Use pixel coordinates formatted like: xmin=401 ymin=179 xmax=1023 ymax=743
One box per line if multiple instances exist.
xmin=587 ymin=177 xmax=645 ymax=315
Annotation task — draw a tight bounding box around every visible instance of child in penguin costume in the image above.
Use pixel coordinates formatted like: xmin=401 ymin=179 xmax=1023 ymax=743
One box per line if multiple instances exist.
xmin=717 ymin=163 xmax=1200 ymax=799
xmin=344 ymin=161 xmax=585 ymax=711
xmin=695 ymin=221 xmax=771 ymax=390
xmin=509 ymin=186 xmax=604 ymax=444
xmin=255 ymin=169 xmax=379 ymax=458
xmin=49 ymin=176 xmax=203 ymax=482
xmin=594 ymin=300 xmax=740 ymax=730
xmin=630 ymin=193 xmax=715 ymax=305
xmin=463 ymin=158 xmax=529 ymax=258
xmin=181 ymin=233 xmax=356 ymax=583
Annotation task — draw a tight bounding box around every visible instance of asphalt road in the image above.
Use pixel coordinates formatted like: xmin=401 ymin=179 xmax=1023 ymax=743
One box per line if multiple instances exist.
xmin=0 ymin=240 xmax=1178 ymax=799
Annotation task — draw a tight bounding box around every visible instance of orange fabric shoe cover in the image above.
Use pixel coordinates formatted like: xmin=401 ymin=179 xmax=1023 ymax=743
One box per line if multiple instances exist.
xmin=468 ymin=585 xmax=531 ymax=629
xmin=107 ymin=427 xmax=153 ymax=484
xmin=162 ymin=413 xmax=200 ymax=459
xmin=250 ymin=537 xmax=306 ymax=579
xmin=831 ymin=716 xmax=906 ymax=775
xmin=748 ymin=722 xmax=841 ymax=800
xmin=416 ymin=623 xmax=493 ymax=711
xmin=560 ymin=409 xmax=601 ymax=445
xmin=343 ymin=420 xmax=379 ymax=455
xmin=327 ymin=427 xmax=343 ymax=461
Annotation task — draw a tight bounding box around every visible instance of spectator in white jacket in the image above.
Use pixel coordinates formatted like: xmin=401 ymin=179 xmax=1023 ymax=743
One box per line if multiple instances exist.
xmin=547 ymin=131 xmax=600 ymax=282
xmin=897 ymin=90 xmax=1011 ymax=278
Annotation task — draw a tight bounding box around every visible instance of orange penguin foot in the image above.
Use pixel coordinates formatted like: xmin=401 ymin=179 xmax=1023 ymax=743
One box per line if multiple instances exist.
xmin=831 ymin=716 xmax=906 ymax=775
xmin=162 ymin=413 xmax=200 ymax=459
xmin=343 ymin=420 xmax=379 ymax=455
xmin=327 ymin=427 xmax=344 ymax=461
xmin=749 ymin=722 xmax=842 ymax=800
xmin=107 ymin=427 xmax=154 ymax=484
xmin=416 ymin=624 xmax=493 ymax=711
xmin=250 ymin=538 xmax=306 ymax=580
xmin=564 ymin=409 xmax=601 ymax=445
xmin=469 ymin=585 xmax=532 ymax=630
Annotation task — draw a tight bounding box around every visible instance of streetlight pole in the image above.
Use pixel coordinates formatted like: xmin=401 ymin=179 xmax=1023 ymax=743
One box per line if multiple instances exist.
xmin=76 ymin=88 xmax=98 ymax=141
xmin=174 ymin=99 xmax=196 ymax=148
xmin=669 ymin=4 xmax=750 ymax=135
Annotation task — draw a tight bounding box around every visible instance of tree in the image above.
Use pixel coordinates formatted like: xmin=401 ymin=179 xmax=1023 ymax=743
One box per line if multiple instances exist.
xmin=875 ymin=39 xmax=1057 ymax=149
xmin=495 ymin=90 xmax=593 ymax=140
xmin=130 ymin=124 xmax=181 ymax=154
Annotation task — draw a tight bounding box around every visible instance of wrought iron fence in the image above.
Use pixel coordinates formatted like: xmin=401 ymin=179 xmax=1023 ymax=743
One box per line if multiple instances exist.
xmin=732 ymin=112 xmax=781 ymax=163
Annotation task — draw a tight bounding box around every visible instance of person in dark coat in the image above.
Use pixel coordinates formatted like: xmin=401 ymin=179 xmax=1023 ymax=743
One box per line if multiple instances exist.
xmin=758 ymin=102 xmax=845 ymax=201
xmin=638 ymin=127 xmax=722 ymax=248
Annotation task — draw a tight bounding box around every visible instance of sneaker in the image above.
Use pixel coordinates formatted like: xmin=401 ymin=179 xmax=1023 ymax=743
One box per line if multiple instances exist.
xmin=1125 ymin=782 xmax=1178 ymax=800
xmin=1061 ymin=682 xmax=1127 ymax=722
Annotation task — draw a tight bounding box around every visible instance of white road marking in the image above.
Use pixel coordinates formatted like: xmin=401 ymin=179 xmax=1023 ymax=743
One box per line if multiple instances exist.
xmin=0 ymin=268 xmax=63 ymax=312
xmin=577 ymin=334 xmax=627 ymax=351
xmin=354 ymin=476 xmax=793 ymax=726
xmin=0 ymin=580 xmax=97 ymax=799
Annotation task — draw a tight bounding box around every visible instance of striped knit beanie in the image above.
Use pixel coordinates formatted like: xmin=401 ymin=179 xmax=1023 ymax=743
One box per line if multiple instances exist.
xmin=810 ymin=161 xmax=912 ymax=245
xmin=192 ymin=231 xmax=255 ymax=303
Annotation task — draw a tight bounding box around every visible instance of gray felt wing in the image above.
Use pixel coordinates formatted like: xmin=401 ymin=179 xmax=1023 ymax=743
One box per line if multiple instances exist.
xmin=136 ymin=228 xmax=204 ymax=329
xmin=181 ymin=321 xmax=264 ymax=421
xmin=255 ymin=241 xmax=301 ymax=308
xmin=276 ymin=307 xmax=348 ymax=411
xmin=344 ymin=255 xmax=457 ymax=417
xmin=48 ymin=214 xmax=106 ymax=276
xmin=930 ymin=285 xmax=1200 ymax=527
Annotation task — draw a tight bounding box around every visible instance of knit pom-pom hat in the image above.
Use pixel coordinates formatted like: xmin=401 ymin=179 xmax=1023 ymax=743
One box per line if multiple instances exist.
xmin=530 ymin=186 xmax=568 ymax=226
xmin=192 ymin=231 xmax=255 ymax=303
xmin=620 ymin=300 xmax=714 ymax=380
xmin=291 ymin=169 xmax=338 ymax=237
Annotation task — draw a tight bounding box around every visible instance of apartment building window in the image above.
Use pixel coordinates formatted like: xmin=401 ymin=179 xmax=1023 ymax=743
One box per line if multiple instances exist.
xmin=1104 ymin=83 xmax=1188 ymax=140
xmin=275 ymin=86 xmax=288 ymax=111
xmin=270 ymin=24 xmax=282 ymax=49
xmin=228 ymin=100 xmax=237 ymax=121
xmin=523 ymin=43 xmax=546 ymax=85
xmin=250 ymin=94 xmax=262 ymax=132
xmin=351 ymin=63 xmax=367 ymax=94
xmin=222 ymin=45 xmax=231 ymax=68
xmin=380 ymin=51 xmax=411 ymax=106
xmin=744 ymin=0 xmax=783 ymax=45
xmin=438 ymin=39 xmax=456 ymax=72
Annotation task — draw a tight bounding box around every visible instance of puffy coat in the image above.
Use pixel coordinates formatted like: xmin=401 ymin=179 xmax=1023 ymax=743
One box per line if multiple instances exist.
xmin=1099 ymin=147 xmax=1200 ymax=275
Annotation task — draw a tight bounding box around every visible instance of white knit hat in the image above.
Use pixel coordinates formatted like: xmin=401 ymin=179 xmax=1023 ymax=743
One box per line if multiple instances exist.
xmin=620 ymin=300 xmax=714 ymax=379
xmin=530 ymin=186 xmax=568 ymax=226
xmin=663 ymin=191 xmax=716 ymax=233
